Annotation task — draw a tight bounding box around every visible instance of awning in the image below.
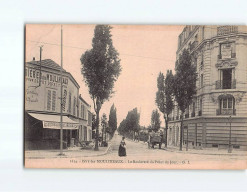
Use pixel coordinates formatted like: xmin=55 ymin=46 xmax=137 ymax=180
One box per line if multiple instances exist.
xmin=28 ymin=113 xmax=79 ymax=130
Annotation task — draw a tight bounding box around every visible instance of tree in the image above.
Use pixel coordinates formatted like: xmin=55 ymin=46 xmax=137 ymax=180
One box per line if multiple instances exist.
xmin=151 ymin=109 xmax=161 ymax=132
xmin=108 ymin=104 xmax=117 ymax=137
xmin=126 ymin=108 xmax=140 ymax=134
xmin=92 ymin=113 xmax=97 ymax=130
xmin=81 ymin=25 xmax=122 ymax=150
xmin=173 ymin=49 xmax=197 ymax=151
xmin=101 ymin=113 xmax=108 ymax=144
xmin=155 ymin=70 xmax=174 ymax=147
xmin=117 ymin=108 xmax=140 ymax=139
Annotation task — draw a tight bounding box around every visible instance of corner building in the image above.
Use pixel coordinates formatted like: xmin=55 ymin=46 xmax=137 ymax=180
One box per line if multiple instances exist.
xmin=168 ymin=26 xmax=247 ymax=150
xmin=25 ymin=59 xmax=92 ymax=150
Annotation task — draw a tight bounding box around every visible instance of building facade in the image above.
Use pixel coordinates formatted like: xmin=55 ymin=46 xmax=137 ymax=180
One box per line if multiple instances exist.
xmin=25 ymin=59 xmax=92 ymax=150
xmin=168 ymin=25 xmax=247 ymax=150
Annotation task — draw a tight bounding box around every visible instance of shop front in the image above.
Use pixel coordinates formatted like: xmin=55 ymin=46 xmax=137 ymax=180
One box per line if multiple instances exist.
xmin=25 ymin=112 xmax=79 ymax=150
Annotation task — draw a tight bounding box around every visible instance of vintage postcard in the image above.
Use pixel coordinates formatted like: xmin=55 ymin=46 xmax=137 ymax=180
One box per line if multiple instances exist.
xmin=24 ymin=24 xmax=247 ymax=169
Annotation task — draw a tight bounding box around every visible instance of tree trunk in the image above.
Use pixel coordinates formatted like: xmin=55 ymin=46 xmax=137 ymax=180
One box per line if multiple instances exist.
xmin=94 ymin=110 xmax=99 ymax=151
xmin=179 ymin=112 xmax=184 ymax=151
xmin=164 ymin=115 xmax=168 ymax=148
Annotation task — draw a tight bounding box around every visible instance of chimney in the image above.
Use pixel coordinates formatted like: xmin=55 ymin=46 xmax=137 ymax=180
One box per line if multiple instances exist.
xmin=33 ymin=57 xmax=35 ymax=61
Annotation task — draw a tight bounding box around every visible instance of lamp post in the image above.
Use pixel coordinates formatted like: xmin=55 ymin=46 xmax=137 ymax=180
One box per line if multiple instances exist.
xmin=228 ymin=115 xmax=232 ymax=153
xmin=59 ymin=25 xmax=64 ymax=156
xmin=186 ymin=125 xmax=189 ymax=151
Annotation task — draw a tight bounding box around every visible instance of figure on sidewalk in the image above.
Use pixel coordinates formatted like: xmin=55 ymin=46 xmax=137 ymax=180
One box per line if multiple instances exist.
xmin=118 ymin=136 xmax=127 ymax=157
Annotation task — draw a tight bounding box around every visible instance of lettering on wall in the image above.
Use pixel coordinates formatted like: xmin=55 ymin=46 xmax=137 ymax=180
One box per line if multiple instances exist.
xmin=25 ymin=67 xmax=68 ymax=88
xmin=26 ymin=87 xmax=38 ymax=102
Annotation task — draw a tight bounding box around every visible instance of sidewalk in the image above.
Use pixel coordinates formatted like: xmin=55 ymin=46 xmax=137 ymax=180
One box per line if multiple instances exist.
xmin=126 ymin=137 xmax=246 ymax=156
xmin=163 ymin=145 xmax=247 ymax=156
xmin=25 ymin=143 xmax=111 ymax=159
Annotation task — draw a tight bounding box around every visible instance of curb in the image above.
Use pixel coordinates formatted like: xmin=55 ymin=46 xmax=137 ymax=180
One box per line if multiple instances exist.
xmin=26 ymin=143 xmax=112 ymax=159
xmin=163 ymin=148 xmax=246 ymax=156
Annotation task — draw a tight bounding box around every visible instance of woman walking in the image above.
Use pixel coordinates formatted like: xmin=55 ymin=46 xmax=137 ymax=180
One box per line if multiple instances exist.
xmin=118 ymin=137 xmax=127 ymax=157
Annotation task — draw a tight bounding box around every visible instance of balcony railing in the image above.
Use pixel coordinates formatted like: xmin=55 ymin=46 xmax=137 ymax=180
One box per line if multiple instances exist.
xmin=216 ymin=109 xmax=236 ymax=115
xmin=198 ymin=110 xmax=202 ymax=116
xmin=218 ymin=53 xmax=236 ymax=60
xmin=215 ymin=79 xmax=236 ymax=89
xmin=191 ymin=112 xmax=195 ymax=117
xmin=217 ymin=26 xmax=238 ymax=36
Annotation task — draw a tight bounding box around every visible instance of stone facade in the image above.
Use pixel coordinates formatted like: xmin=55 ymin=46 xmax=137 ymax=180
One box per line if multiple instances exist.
xmin=168 ymin=25 xmax=247 ymax=150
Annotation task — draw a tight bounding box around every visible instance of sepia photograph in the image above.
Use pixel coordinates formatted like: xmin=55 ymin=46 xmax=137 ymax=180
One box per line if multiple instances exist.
xmin=24 ymin=24 xmax=247 ymax=169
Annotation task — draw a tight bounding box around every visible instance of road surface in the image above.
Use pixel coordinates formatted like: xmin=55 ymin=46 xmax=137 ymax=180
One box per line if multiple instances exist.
xmin=25 ymin=134 xmax=247 ymax=169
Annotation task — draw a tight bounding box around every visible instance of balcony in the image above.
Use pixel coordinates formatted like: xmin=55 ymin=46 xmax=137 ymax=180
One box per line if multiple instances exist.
xmin=215 ymin=79 xmax=236 ymax=90
xmin=198 ymin=110 xmax=202 ymax=116
xmin=191 ymin=112 xmax=195 ymax=117
xmin=216 ymin=109 xmax=236 ymax=116
xmin=217 ymin=26 xmax=238 ymax=36
xmin=218 ymin=53 xmax=236 ymax=60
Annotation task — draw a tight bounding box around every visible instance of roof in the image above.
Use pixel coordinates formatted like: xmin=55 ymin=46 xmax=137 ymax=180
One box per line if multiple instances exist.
xmin=26 ymin=59 xmax=66 ymax=72
xmin=79 ymin=94 xmax=90 ymax=107
xmin=26 ymin=59 xmax=80 ymax=88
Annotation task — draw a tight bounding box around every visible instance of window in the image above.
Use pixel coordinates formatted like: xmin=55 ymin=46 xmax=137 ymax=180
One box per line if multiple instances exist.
xmin=68 ymin=92 xmax=71 ymax=113
xmin=81 ymin=104 xmax=83 ymax=118
xmin=219 ymin=42 xmax=236 ymax=59
xmin=217 ymin=95 xmax=235 ymax=115
xmin=52 ymin=91 xmax=56 ymax=111
xmin=73 ymin=97 xmax=76 ymax=115
xmin=221 ymin=97 xmax=234 ymax=109
xmin=83 ymin=126 xmax=87 ymax=141
xmin=201 ymin=74 xmax=204 ymax=88
xmin=82 ymin=105 xmax=85 ymax=119
xmin=47 ymin=90 xmax=56 ymax=111
xmin=47 ymin=90 xmax=51 ymax=110
xmin=88 ymin=111 xmax=92 ymax=126
xmin=222 ymin=69 xmax=232 ymax=89
xmin=62 ymin=89 xmax=67 ymax=112
xmin=216 ymin=68 xmax=235 ymax=90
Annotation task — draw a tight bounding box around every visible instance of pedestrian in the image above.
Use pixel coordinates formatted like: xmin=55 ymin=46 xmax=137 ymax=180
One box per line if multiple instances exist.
xmin=118 ymin=136 xmax=127 ymax=157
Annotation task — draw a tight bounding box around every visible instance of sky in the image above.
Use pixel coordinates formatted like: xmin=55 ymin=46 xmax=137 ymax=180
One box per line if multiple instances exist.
xmin=26 ymin=24 xmax=184 ymax=127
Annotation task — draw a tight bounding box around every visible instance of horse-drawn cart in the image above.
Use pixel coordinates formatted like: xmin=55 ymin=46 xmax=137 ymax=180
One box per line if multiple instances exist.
xmin=148 ymin=132 xmax=163 ymax=149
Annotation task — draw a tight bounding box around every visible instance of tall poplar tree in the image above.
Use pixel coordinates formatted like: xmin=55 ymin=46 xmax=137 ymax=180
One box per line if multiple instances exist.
xmin=155 ymin=70 xmax=174 ymax=147
xmin=81 ymin=25 xmax=121 ymax=150
xmin=173 ymin=49 xmax=197 ymax=151
xmin=108 ymin=104 xmax=117 ymax=137
xmin=151 ymin=109 xmax=161 ymax=132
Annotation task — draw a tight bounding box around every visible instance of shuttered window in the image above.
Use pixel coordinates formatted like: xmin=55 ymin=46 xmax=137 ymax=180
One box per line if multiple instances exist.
xmin=52 ymin=91 xmax=56 ymax=111
xmin=47 ymin=90 xmax=51 ymax=110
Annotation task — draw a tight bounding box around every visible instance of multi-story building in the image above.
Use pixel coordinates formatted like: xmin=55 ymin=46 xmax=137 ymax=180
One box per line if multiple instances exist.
xmin=25 ymin=58 xmax=92 ymax=150
xmin=168 ymin=25 xmax=247 ymax=150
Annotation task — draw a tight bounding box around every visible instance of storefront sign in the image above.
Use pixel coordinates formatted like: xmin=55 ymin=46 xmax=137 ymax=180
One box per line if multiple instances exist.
xmin=25 ymin=67 xmax=68 ymax=87
xmin=43 ymin=121 xmax=79 ymax=129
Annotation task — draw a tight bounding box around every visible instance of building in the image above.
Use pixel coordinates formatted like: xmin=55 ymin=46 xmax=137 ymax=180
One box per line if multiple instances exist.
xmin=25 ymin=59 xmax=92 ymax=150
xmin=168 ymin=25 xmax=247 ymax=150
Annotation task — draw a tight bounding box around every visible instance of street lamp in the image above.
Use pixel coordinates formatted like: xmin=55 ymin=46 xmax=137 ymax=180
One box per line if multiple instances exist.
xmin=228 ymin=115 xmax=232 ymax=153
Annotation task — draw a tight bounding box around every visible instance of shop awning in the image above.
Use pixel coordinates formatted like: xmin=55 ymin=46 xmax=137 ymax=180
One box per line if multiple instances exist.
xmin=28 ymin=113 xmax=79 ymax=130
